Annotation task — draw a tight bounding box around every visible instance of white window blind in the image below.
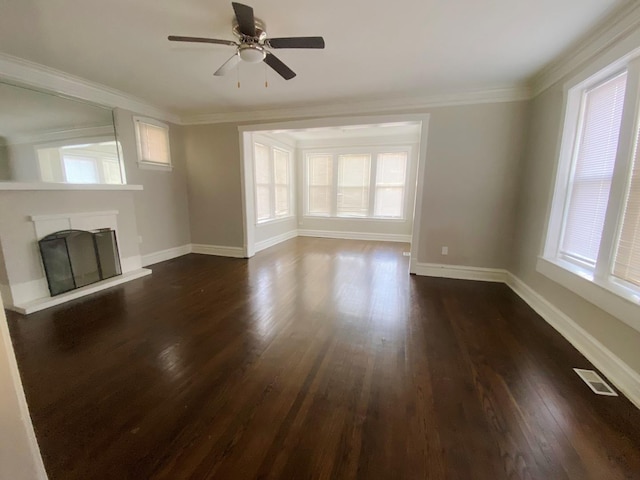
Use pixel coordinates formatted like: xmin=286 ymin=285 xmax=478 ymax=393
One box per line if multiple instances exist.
xmin=254 ymin=143 xmax=271 ymax=221
xmin=374 ymin=152 xmax=407 ymax=218
xmin=308 ymin=154 xmax=333 ymax=216
xmin=136 ymin=121 xmax=170 ymax=165
xmin=274 ymin=148 xmax=290 ymax=217
xmin=613 ymin=123 xmax=640 ymax=287
xmin=337 ymin=154 xmax=371 ymax=217
xmin=560 ymin=72 xmax=627 ymax=266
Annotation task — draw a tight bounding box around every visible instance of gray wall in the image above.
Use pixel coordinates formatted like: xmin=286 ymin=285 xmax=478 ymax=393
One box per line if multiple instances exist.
xmin=183 ymin=124 xmax=245 ymax=247
xmin=418 ymin=102 xmax=528 ymax=267
xmin=113 ymin=109 xmax=191 ymax=256
xmin=183 ymin=101 xmax=529 ymax=269
xmin=0 ymin=145 xmax=11 ymax=180
xmin=510 ymin=84 xmax=640 ymax=373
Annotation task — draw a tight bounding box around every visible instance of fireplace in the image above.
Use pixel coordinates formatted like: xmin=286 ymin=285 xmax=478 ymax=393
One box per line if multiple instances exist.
xmin=38 ymin=229 xmax=122 ymax=296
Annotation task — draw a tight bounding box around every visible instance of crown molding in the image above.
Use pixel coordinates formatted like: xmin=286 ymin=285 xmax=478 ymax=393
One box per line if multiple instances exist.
xmin=179 ymin=85 xmax=532 ymax=125
xmin=0 ymin=52 xmax=180 ymax=124
xmin=530 ymin=1 xmax=640 ymax=97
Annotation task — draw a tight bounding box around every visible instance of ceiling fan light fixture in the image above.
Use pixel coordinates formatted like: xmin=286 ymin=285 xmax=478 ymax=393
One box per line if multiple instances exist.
xmin=239 ymin=44 xmax=265 ymax=63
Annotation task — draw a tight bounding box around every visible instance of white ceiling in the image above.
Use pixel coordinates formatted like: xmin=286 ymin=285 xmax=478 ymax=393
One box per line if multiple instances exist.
xmin=0 ymin=0 xmax=626 ymax=116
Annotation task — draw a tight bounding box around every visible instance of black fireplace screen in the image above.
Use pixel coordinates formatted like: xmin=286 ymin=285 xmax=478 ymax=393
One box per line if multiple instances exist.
xmin=39 ymin=229 xmax=122 ymax=296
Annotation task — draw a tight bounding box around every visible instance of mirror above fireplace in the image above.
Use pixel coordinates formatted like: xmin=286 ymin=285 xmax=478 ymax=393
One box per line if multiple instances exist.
xmin=0 ymin=80 xmax=125 ymax=186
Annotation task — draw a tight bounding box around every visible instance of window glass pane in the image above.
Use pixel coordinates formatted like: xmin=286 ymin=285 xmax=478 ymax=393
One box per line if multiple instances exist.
xmin=375 ymin=187 xmax=404 ymax=217
xmin=63 ymin=156 xmax=99 ymax=184
xmin=337 ymin=154 xmax=370 ymax=217
xmin=138 ymin=122 xmax=170 ymax=164
xmin=254 ymin=143 xmax=271 ymax=221
xmin=102 ymin=159 xmax=123 ymax=184
xmin=308 ymin=154 xmax=333 ymax=215
xmin=254 ymin=143 xmax=270 ymax=184
xmin=375 ymin=152 xmax=407 ymax=217
xmin=376 ymin=152 xmax=407 ymax=185
xmin=613 ymin=116 xmax=640 ymax=287
xmin=275 ymin=185 xmax=289 ymax=216
xmin=274 ymin=149 xmax=289 ymax=184
xmin=273 ymin=149 xmax=290 ymax=216
xmin=560 ymin=72 xmax=627 ymax=265
xmin=256 ymin=185 xmax=271 ymax=221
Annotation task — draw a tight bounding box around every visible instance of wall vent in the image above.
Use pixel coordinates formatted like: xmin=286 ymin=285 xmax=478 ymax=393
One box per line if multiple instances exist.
xmin=573 ymin=368 xmax=618 ymax=396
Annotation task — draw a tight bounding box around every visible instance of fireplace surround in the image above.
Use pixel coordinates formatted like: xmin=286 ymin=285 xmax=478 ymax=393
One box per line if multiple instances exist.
xmin=39 ymin=229 xmax=122 ymax=296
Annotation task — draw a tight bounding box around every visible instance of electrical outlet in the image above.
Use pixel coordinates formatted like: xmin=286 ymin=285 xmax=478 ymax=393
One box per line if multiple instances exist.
xmin=441 ymin=246 xmax=448 ymax=255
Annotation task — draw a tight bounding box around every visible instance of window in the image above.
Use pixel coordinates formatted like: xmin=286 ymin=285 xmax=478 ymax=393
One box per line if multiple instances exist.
xmin=543 ymin=57 xmax=640 ymax=323
xmin=375 ymin=152 xmax=408 ymax=218
xmin=337 ymin=154 xmax=371 ymax=217
xmin=308 ymin=154 xmax=333 ymax=216
xmin=305 ymin=148 xmax=410 ymax=219
xmin=134 ymin=117 xmax=171 ymax=169
xmin=253 ymin=141 xmax=292 ymax=223
xmin=36 ymin=140 xmax=125 ymax=185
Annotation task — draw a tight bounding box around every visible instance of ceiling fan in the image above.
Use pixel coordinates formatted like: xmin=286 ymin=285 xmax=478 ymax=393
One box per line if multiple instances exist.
xmin=168 ymin=2 xmax=325 ymax=80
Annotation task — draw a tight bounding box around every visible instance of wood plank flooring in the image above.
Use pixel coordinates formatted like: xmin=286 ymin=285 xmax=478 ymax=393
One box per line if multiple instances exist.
xmin=6 ymin=237 xmax=640 ymax=480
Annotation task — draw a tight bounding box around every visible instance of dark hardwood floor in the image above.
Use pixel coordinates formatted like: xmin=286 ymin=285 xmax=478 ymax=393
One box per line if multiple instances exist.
xmin=6 ymin=238 xmax=640 ymax=479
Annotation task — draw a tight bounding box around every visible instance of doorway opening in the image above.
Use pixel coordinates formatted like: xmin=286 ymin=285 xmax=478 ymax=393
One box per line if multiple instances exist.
xmin=239 ymin=114 xmax=430 ymax=273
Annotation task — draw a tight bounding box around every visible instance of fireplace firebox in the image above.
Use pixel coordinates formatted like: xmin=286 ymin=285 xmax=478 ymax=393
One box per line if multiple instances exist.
xmin=38 ymin=229 xmax=122 ymax=296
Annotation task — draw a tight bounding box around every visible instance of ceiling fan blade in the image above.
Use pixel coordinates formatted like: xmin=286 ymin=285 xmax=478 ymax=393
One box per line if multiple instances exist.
xmin=267 ymin=37 xmax=325 ymax=49
xmin=168 ymin=35 xmax=237 ymax=46
xmin=232 ymin=2 xmax=256 ymax=37
xmin=214 ymin=53 xmax=241 ymax=76
xmin=264 ymin=52 xmax=296 ymax=80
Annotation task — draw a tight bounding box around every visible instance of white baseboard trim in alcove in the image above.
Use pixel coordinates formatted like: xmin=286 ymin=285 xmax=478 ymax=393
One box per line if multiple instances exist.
xmin=255 ymin=230 xmax=299 ymax=253
xmin=297 ymin=230 xmax=412 ymax=243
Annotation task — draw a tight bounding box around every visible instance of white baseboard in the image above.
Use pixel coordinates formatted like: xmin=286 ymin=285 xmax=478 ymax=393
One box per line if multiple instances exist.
xmin=505 ymin=273 xmax=640 ymax=410
xmin=411 ymin=262 xmax=508 ymax=282
xmin=142 ymin=244 xmax=192 ymax=266
xmin=297 ymin=229 xmax=411 ymax=243
xmin=255 ymin=230 xmax=298 ymax=253
xmin=191 ymin=243 xmax=246 ymax=258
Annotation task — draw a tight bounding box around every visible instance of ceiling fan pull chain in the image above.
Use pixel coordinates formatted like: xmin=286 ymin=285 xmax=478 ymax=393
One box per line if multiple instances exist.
xmin=264 ymin=63 xmax=268 ymax=88
xmin=237 ymin=63 xmax=241 ymax=88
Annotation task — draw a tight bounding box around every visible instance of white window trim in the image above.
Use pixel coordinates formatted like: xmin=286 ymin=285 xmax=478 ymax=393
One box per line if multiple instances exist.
xmin=253 ymin=134 xmax=295 ymax=225
xmin=302 ymin=145 xmax=413 ymax=221
xmin=133 ymin=116 xmax=172 ymax=171
xmin=540 ymin=54 xmax=640 ymax=333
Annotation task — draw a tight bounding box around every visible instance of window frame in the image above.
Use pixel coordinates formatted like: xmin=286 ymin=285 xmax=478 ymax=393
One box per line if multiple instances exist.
xmin=541 ymin=55 xmax=640 ymax=333
xmin=302 ymin=145 xmax=412 ymax=221
xmin=133 ymin=116 xmax=172 ymax=171
xmin=252 ymin=136 xmax=294 ymax=225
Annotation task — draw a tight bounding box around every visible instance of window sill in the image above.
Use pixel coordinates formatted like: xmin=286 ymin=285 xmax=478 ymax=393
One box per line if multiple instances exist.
xmin=303 ymin=215 xmax=407 ymax=222
xmin=137 ymin=162 xmax=173 ymax=171
xmin=0 ymin=182 xmax=143 ymax=191
xmin=537 ymin=256 xmax=640 ymax=333
xmin=256 ymin=215 xmax=296 ymax=226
